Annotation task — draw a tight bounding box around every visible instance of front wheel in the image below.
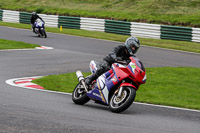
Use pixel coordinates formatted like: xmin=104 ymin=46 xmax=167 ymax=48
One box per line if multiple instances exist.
xmin=72 ymin=82 xmax=90 ymax=105
xmin=44 ymin=31 xmax=47 ymax=38
xmin=43 ymin=29 xmax=47 ymax=38
xmin=109 ymin=87 xmax=136 ymax=113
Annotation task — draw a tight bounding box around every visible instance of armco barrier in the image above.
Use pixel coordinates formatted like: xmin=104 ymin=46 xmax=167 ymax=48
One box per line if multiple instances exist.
xmin=58 ymin=16 xmax=80 ymax=29
xmin=0 ymin=10 xmax=3 ymax=21
xmin=192 ymin=28 xmax=200 ymax=43
xmin=131 ymin=22 xmax=161 ymax=39
xmin=2 ymin=10 xmax=19 ymax=23
xmin=20 ymin=12 xmax=31 ymax=24
xmin=161 ymin=25 xmax=192 ymax=41
xmin=80 ymin=17 xmax=104 ymax=32
xmin=105 ymin=20 xmax=131 ymax=35
xmin=1 ymin=9 xmax=200 ymax=43
xmin=38 ymin=14 xmax=58 ymax=27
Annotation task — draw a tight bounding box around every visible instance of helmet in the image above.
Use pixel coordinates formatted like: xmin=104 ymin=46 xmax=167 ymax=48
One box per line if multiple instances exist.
xmin=125 ymin=37 xmax=140 ymax=54
xmin=31 ymin=12 xmax=37 ymax=16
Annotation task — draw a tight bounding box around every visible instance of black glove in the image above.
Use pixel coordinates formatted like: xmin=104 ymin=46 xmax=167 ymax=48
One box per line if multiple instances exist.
xmin=125 ymin=59 xmax=131 ymax=64
xmin=115 ymin=57 xmax=123 ymax=61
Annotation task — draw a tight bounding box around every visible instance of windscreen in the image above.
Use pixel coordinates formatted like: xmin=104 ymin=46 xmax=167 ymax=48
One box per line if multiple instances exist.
xmin=132 ymin=57 xmax=145 ymax=71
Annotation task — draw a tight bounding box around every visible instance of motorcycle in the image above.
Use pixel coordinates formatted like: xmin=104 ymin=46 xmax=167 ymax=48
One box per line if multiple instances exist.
xmin=33 ymin=18 xmax=47 ymax=38
xmin=72 ymin=56 xmax=146 ymax=113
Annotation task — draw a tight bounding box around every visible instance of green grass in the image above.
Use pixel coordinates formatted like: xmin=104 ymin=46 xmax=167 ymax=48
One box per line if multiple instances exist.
xmin=0 ymin=39 xmax=40 ymax=50
xmin=1 ymin=0 xmax=200 ymax=27
xmin=136 ymin=67 xmax=200 ymax=110
xmin=32 ymin=67 xmax=200 ymax=110
xmin=1 ymin=21 xmax=200 ymax=53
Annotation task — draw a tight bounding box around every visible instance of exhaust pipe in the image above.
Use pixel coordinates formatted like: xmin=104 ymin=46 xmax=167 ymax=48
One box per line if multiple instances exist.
xmin=76 ymin=71 xmax=84 ymax=82
xmin=76 ymin=71 xmax=88 ymax=92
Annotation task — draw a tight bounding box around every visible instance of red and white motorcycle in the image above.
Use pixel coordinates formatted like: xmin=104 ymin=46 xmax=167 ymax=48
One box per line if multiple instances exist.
xmin=72 ymin=56 xmax=146 ymax=113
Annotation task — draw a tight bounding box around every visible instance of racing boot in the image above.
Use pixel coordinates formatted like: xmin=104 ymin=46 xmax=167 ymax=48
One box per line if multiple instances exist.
xmin=85 ymin=73 xmax=98 ymax=88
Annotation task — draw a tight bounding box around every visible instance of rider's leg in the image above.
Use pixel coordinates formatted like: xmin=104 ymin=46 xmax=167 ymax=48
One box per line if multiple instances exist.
xmin=85 ymin=73 xmax=98 ymax=86
xmin=32 ymin=24 xmax=35 ymax=32
xmin=85 ymin=61 xmax=110 ymax=87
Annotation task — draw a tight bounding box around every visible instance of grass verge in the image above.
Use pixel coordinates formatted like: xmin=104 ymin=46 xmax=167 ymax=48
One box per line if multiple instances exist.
xmin=1 ymin=21 xmax=200 ymax=53
xmin=0 ymin=39 xmax=40 ymax=50
xmin=32 ymin=67 xmax=200 ymax=110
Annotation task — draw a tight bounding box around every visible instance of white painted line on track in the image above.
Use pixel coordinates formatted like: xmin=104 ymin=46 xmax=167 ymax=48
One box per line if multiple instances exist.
xmin=134 ymin=102 xmax=200 ymax=113
xmin=5 ymin=76 xmax=200 ymax=113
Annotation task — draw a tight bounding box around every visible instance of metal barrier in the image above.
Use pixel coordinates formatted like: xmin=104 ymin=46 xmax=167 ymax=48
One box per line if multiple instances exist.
xmin=131 ymin=22 xmax=161 ymax=39
xmin=105 ymin=20 xmax=131 ymax=35
xmin=192 ymin=28 xmax=200 ymax=43
xmin=1 ymin=9 xmax=200 ymax=43
xmin=20 ymin=12 xmax=31 ymax=24
xmin=0 ymin=10 xmax=3 ymax=21
xmin=80 ymin=17 xmax=104 ymax=32
xmin=58 ymin=16 xmax=80 ymax=29
xmin=2 ymin=10 xmax=19 ymax=23
xmin=38 ymin=14 xmax=58 ymax=27
xmin=161 ymin=25 xmax=192 ymax=41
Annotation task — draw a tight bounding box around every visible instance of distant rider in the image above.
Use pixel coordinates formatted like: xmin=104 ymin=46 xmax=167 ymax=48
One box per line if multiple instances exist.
xmin=30 ymin=12 xmax=44 ymax=33
xmin=85 ymin=36 xmax=140 ymax=88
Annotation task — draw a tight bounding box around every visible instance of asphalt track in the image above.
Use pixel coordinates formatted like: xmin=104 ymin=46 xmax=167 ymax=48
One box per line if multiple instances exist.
xmin=0 ymin=26 xmax=200 ymax=133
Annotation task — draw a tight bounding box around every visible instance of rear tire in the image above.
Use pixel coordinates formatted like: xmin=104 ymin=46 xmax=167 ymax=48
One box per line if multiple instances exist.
xmin=72 ymin=82 xmax=90 ymax=105
xmin=109 ymin=87 xmax=136 ymax=113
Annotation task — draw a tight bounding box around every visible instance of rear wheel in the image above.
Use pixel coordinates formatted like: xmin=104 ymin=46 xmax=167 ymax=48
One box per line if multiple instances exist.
xmin=109 ymin=87 xmax=136 ymax=113
xmin=72 ymin=82 xmax=90 ymax=105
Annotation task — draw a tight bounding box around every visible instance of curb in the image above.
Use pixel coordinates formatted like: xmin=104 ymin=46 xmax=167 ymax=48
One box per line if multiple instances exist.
xmin=5 ymin=76 xmax=45 ymax=90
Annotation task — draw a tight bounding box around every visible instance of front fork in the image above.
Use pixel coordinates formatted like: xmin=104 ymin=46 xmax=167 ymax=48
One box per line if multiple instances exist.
xmin=115 ymin=81 xmax=137 ymax=97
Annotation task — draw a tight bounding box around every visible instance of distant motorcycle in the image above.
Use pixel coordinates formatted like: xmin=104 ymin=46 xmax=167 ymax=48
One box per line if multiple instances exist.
xmin=72 ymin=56 xmax=146 ymax=113
xmin=33 ymin=18 xmax=47 ymax=38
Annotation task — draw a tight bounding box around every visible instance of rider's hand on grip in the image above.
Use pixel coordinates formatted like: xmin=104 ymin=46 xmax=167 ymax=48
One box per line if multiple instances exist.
xmin=115 ymin=57 xmax=123 ymax=61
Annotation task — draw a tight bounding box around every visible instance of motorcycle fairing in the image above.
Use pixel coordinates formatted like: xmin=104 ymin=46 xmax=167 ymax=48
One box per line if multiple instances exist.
xmin=120 ymin=82 xmax=137 ymax=90
xmin=87 ymin=88 xmax=104 ymax=102
xmin=87 ymin=75 xmax=109 ymax=104
xmin=127 ymin=57 xmax=146 ymax=84
xmin=34 ymin=18 xmax=44 ymax=28
xmin=89 ymin=60 xmax=97 ymax=74
xmin=112 ymin=64 xmax=130 ymax=83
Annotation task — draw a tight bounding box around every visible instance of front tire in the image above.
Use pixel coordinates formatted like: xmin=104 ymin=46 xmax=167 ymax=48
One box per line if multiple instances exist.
xmin=72 ymin=82 xmax=90 ymax=105
xmin=44 ymin=31 xmax=47 ymax=38
xmin=42 ymin=29 xmax=47 ymax=38
xmin=109 ymin=87 xmax=136 ymax=113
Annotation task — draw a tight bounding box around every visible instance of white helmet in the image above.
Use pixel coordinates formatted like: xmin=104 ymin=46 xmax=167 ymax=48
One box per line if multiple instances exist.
xmin=125 ymin=37 xmax=140 ymax=54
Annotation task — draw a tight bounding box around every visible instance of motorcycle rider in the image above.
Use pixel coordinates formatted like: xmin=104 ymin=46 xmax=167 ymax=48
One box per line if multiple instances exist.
xmin=30 ymin=12 xmax=44 ymax=33
xmin=85 ymin=36 xmax=140 ymax=88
